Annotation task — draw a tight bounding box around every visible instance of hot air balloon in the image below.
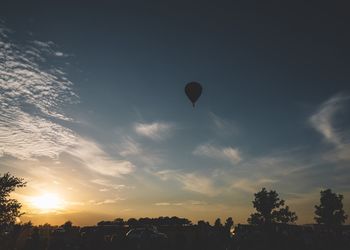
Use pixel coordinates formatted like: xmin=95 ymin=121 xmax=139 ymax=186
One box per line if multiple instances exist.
xmin=185 ymin=81 xmax=202 ymax=107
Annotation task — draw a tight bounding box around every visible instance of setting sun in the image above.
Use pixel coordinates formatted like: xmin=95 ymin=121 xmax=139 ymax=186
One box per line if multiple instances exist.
xmin=30 ymin=193 xmax=64 ymax=212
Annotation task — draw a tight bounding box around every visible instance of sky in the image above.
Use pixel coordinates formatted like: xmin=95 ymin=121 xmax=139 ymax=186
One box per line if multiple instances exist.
xmin=0 ymin=0 xmax=350 ymax=226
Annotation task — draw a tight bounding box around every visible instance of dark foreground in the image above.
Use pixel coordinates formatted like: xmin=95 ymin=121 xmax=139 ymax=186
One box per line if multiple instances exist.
xmin=1 ymin=224 xmax=350 ymax=250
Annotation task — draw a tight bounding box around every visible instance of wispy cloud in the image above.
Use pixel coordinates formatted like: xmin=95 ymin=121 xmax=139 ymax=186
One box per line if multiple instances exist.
xmin=31 ymin=40 xmax=70 ymax=58
xmin=193 ymin=144 xmax=242 ymax=164
xmin=155 ymin=202 xmax=182 ymax=206
xmin=68 ymin=137 xmax=135 ymax=177
xmin=118 ymin=137 xmax=142 ymax=157
xmin=154 ymin=200 xmax=206 ymax=206
xmin=116 ymin=136 xmax=163 ymax=166
xmin=156 ymin=170 xmax=220 ymax=196
xmin=309 ymin=94 xmax=349 ymax=145
xmin=91 ymin=178 xmax=131 ymax=190
xmin=0 ymin=39 xmax=77 ymax=120
xmin=309 ymin=93 xmax=350 ymax=161
xmin=87 ymin=197 xmax=125 ymax=206
xmin=0 ymin=24 xmax=77 ymax=159
xmin=209 ymin=112 xmax=238 ymax=136
xmin=0 ymin=24 xmax=134 ymax=177
xmin=94 ymin=198 xmax=125 ymax=206
xmin=154 ymin=147 xmax=318 ymax=198
xmin=230 ymin=178 xmax=278 ymax=193
xmin=134 ymin=122 xmax=173 ymax=140
xmin=0 ymin=110 xmax=77 ymax=159
xmin=178 ymin=173 xmax=219 ymax=196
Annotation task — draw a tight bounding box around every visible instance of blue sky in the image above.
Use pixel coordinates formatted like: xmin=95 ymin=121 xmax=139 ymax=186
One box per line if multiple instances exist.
xmin=0 ymin=1 xmax=349 ymax=225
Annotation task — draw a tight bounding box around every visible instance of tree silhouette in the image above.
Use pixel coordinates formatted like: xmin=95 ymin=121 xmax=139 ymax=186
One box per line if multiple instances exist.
xmin=214 ymin=218 xmax=222 ymax=228
xmin=127 ymin=218 xmax=138 ymax=227
xmin=197 ymin=220 xmax=210 ymax=228
xmin=274 ymin=205 xmax=298 ymax=224
xmin=248 ymin=188 xmax=297 ymax=225
xmin=62 ymin=221 xmax=73 ymax=231
xmin=224 ymin=217 xmax=234 ymax=231
xmin=314 ymin=189 xmax=348 ymax=226
xmin=113 ymin=218 xmax=125 ymax=226
xmin=0 ymin=172 xmax=26 ymax=234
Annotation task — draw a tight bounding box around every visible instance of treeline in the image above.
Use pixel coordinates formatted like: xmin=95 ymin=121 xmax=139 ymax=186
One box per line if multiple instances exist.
xmin=95 ymin=216 xmax=234 ymax=229
xmin=97 ymin=217 xmax=192 ymax=227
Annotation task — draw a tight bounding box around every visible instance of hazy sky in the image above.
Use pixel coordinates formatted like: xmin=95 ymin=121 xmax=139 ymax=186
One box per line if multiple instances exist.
xmin=0 ymin=1 xmax=350 ymax=225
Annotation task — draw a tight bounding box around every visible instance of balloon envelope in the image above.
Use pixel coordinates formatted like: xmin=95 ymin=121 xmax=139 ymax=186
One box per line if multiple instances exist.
xmin=185 ymin=82 xmax=202 ymax=107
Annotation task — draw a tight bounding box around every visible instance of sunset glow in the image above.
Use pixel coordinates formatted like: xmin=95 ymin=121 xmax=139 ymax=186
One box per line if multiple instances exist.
xmin=30 ymin=193 xmax=64 ymax=212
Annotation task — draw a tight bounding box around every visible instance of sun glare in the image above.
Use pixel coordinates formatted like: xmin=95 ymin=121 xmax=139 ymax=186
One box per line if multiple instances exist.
xmin=30 ymin=193 xmax=64 ymax=211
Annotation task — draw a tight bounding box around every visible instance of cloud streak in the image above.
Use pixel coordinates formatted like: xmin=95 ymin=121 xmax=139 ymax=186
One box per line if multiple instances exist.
xmin=193 ymin=144 xmax=242 ymax=164
xmin=155 ymin=202 xmax=182 ymax=206
xmin=134 ymin=122 xmax=173 ymax=140
xmin=156 ymin=170 xmax=220 ymax=196
xmin=154 ymin=200 xmax=206 ymax=206
xmin=309 ymin=93 xmax=350 ymax=161
xmin=309 ymin=94 xmax=349 ymax=145
xmin=68 ymin=137 xmax=135 ymax=177
xmin=91 ymin=178 xmax=131 ymax=190
xmin=209 ymin=112 xmax=238 ymax=136
xmin=116 ymin=136 xmax=163 ymax=167
xmin=93 ymin=198 xmax=125 ymax=206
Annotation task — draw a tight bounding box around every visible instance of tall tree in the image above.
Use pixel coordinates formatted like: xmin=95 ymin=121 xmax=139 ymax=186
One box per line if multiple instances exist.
xmin=248 ymin=188 xmax=297 ymax=225
xmin=62 ymin=221 xmax=73 ymax=231
xmin=314 ymin=189 xmax=348 ymax=226
xmin=0 ymin=172 xmax=26 ymax=233
xmin=214 ymin=218 xmax=222 ymax=228
xmin=224 ymin=217 xmax=234 ymax=231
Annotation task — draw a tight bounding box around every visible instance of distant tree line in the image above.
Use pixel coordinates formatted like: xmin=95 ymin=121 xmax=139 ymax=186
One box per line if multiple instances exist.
xmin=97 ymin=216 xmax=192 ymax=227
